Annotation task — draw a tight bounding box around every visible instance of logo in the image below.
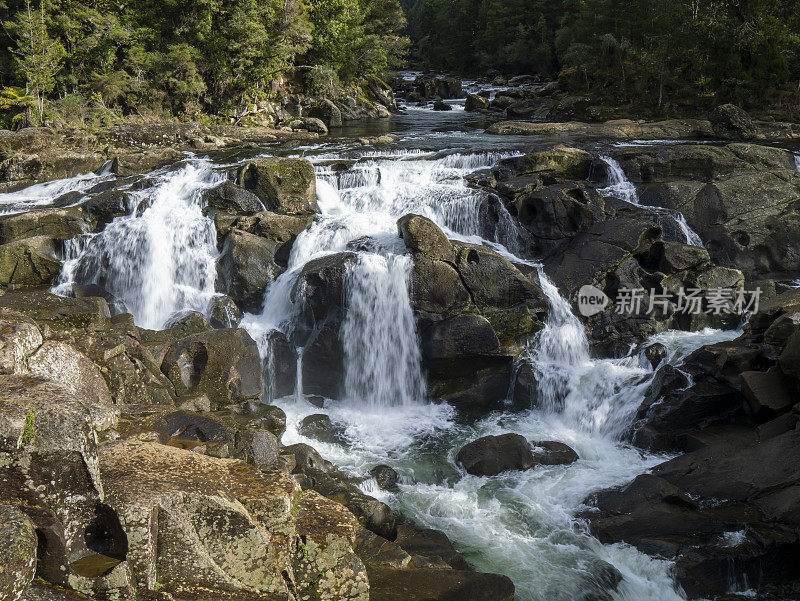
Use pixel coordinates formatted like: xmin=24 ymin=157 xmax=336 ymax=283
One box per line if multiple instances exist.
xmin=577 ymin=285 xmax=610 ymax=317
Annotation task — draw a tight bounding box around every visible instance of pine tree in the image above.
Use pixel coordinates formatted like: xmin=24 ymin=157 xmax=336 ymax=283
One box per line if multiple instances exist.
xmin=11 ymin=0 xmax=63 ymax=118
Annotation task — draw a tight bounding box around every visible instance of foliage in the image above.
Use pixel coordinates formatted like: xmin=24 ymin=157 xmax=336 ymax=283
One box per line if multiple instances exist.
xmin=402 ymin=0 xmax=800 ymax=112
xmin=0 ymin=0 xmax=408 ymax=120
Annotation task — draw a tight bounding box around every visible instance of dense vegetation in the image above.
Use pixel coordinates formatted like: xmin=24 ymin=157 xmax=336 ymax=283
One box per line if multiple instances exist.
xmin=402 ymin=0 xmax=800 ymax=112
xmin=0 ymin=0 xmax=407 ymax=125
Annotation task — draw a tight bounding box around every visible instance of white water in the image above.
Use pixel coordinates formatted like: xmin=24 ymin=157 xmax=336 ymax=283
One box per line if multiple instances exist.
xmin=341 ymin=253 xmax=426 ymax=407
xmin=794 ymin=151 xmax=800 ymax=172
xmin=0 ymin=166 xmax=115 ymax=215
xmin=54 ymin=159 xmax=223 ymax=329
xmin=598 ymin=156 xmax=704 ymax=248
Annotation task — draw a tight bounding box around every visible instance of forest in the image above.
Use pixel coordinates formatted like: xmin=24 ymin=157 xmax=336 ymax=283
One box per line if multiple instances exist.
xmin=402 ymin=0 xmax=800 ymax=111
xmin=0 ymin=0 xmax=407 ymax=124
xmin=2 ymin=0 xmax=800 ymax=125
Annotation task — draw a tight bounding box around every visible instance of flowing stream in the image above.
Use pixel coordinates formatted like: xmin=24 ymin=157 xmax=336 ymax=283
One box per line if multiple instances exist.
xmin=598 ymin=156 xmax=704 ymax=247
xmin=17 ymin=102 xmax=752 ymax=600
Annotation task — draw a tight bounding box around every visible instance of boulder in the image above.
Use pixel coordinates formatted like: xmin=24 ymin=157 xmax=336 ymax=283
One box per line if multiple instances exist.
xmin=367 ymin=566 xmax=514 ymax=601
xmin=237 ymin=157 xmax=317 ymax=215
xmin=160 ymin=328 xmax=262 ymax=410
xmin=0 ymin=505 xmax=38 ymax=601
xmin=98 ymin=439 xmax=369 ymax=600
xmin=432 ymin=100 xmax=452 ymax=111
xmin=710 ymin=104 xmax=757 ymax=140
xmin=530 ymin=440 xmax=579 ymax=466
xmin=0 ymin=206 xmax=94 ymax=243
xmin=308 ymin=99 xmax=343 ymax=128
xmin=740 ymin=366 xmax=796 ymax=421
xmin=370 ymin=465 xmax=400 ymax=490
xmin=201 ymin=180 xmax=264 ymax=215
xmin=300 ymin=117 xmax=328 ymax=135
xmin=217 ymin=228 xmax=278 ymax=312
xmin=464 ymin=94 xmax=489 ymax=112
xmin=0 ymin=236 xmax=61 ymax=288
xmin=299 ymin=413 xmax=349 ymax=445
xmin=83 ymin=189 xmax=129 ymax=227
xmin=208 ymin=295 xmax=242 ymax=328
xmin=456 ymin=433 xmax=535 ymax=477
xmin=397 ymin=214 xmax=454 ymax=262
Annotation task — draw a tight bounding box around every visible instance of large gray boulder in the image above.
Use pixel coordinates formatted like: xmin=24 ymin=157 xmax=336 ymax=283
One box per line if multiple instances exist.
xmin=237 ymin=157 xmax=317 ymax=215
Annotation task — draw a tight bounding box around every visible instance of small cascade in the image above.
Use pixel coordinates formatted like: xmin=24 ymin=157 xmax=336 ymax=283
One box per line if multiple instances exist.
xmin=341 ymin=253 xmax=426 ymax=406
xmin=525 ymin=269 xmax=591 ymax=411
xmin=794 ymin=151 xmax=800 ymax=172
xmin=598 ymin=156 xmax=705 ymax=248
xmin=54 ymin=159 xmax=223 ymax=329
xmin=0 ymin=169 xmax=115 ymax=215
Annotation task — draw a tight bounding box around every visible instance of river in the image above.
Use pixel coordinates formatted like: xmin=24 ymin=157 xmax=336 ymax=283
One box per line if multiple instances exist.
xmin=0 ymin=92 xmax=753 ymax=600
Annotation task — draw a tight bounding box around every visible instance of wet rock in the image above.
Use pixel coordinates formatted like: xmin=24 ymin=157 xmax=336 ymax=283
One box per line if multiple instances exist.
xmin=300 ymin=319 xmax=345 ymax=399
xmin=160 ymin=328 xmax=262 ymax=410
xmin=643 ymin=342 xmax=668 ymax=368
xmin=83 ymin=189 xmax=129 ymax=227
xmin=283 ymin=442 xmax=334 ymax=473
xmin=397 ymin=213 xmax=455 ymax=262
xmin=208 ymin=295 xmax=242 ymax=328
xmin=369 ymin=465 xmax=400 ymax=490
xmin=465 ymin=93 xmax=490 ymax=112
xmin=393 ymin=525 xmax=469 ymax=570
xmin=432 ymin=100 xmax=452 ymax=111
xmin=299 ymin=413 xmax=349 ymax=445
xmin=292 ymin=251 xmax=358 ymax=327
xmin=217 ymin=228 xmax=277 ymax=312
xmin=0 ymin=236 xmax=61 ymax=288
xmin=530 ymin=440 xmax=579 ymax=466
xmin=0 ymin=206 xmax=94 ymax=244
xmin=457 ymin=433 xmax=536 ymax=477
xmin=148 ymin=410 xmax=235 ymax=446
xmin=201 ymin=180 xmax=264 ymax=215
xmin=237 ymin=157 xmax=317 ymax=215
xmin=0 ymin=505 xmax=37 ymax=601
xmin=265 ymin=330 xmax=297 ymax=399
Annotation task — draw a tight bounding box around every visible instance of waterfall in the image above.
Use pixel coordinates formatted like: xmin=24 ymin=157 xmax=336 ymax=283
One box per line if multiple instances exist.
xmin=794 ymin=151 xmax=800 ymax=172
xmin=54 ymin=159 xmax=223 ymax=329
xmin=341 ymin=253 xmax=425 ymax=406
xmin=598 ymin=156 xmax=704 ymax=248
xmin=244 ymin=150 xmax=514 ymax=401
xmin=599 ymin=156 xmax=639 ymax=204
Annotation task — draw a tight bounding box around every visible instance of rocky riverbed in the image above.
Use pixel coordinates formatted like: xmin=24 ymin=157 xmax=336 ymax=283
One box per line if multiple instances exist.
xmin=1 ymin=80 xmax=800 ymax=601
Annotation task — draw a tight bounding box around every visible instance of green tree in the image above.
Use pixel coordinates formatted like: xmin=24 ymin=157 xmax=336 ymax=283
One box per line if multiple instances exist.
xmin=10 ymin=0 xmax=63 ymax=116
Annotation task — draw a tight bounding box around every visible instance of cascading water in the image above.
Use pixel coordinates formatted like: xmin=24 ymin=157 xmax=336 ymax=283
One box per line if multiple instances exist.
xmin=598 ymin=156 xmax=704 ymax=248
xmin=262 ymin=145 xmax=743 ymax=601
xmin=0 ymin=166 xmax=116 ymax=215
xmin=23 ymin=113 xmax=757 ymax=601
xmin=54 ymin=159 xmax=223 ymax=329
xmin=341 ymin=253 xmax=426 ymax=407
